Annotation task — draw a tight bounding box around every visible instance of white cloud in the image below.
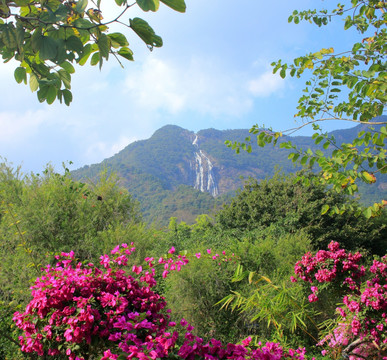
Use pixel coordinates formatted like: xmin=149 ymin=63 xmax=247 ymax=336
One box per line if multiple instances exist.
xmin=84 ymin=135 xmax=137 ymax=164
xmin=0 ymin=110 xmax=49 ymax=143
xmin=248 ymin=70 xmax=285 ymax=97
xmin=124 ymin=57 xmax=254 ymax=118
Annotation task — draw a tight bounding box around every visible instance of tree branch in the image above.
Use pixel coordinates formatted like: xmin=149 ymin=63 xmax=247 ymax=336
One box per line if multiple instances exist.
xmin=284 ymin=117 xmax=387 ymax=136
xmin=342 ymin=338 xmax=374 ymax=359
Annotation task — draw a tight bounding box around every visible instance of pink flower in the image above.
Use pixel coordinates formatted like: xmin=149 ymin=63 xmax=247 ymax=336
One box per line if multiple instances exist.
xmin=132 ymin=265 xmax=142 ymax=274
xmin=111 ymin=245 xmax=120 ymax=254
xmin=241 ymin=336 xmax=252 ymax=347
xmin=168 ymin=247 xmax=175 ymax=254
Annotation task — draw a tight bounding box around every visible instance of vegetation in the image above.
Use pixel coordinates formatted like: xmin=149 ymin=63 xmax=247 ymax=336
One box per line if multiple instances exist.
xmin=72 ymin=124 xmax=387 ymax=226
xmin=0 ymin=0 xmax=386 ymax=359
xmin=0 ymin=0 xmax=186 ymax=105
xmin=0 ymin=160 xmax=386 ymax=359
xmin=227 ymin=0 xmax=386 ymax=217
xmin=216 ymin=171 xmax=386 ymax=254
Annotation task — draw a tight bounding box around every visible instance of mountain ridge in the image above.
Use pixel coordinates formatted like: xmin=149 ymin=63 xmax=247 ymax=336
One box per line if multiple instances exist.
xmin=73 ymin=119 xmax=387 ymax=225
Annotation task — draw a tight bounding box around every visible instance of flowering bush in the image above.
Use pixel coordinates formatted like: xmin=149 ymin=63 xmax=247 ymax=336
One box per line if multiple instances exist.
xmin=293 ymin=241 xmax=387 ymax=359
xmin=13 ymin=244 xmax=310 ymax=360
xmin=13 ymin=245 xmax=177 ymax=359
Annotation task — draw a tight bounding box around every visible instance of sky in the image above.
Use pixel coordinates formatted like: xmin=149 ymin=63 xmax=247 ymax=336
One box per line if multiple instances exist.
xmin=0 ymin=0 xmax=365 ymax=174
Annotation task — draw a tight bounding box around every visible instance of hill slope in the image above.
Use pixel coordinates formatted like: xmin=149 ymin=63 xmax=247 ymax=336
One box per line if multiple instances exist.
xmin=72 ymin=121 xmax=387 ymax=225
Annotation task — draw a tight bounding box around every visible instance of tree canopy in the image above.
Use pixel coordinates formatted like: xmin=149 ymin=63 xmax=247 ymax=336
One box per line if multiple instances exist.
xmin=0 ymin=0 xmax=186 ymax=105
xmin=227 ymin=0 xmax=386 ymax=217
xmin=216 ymin=172 xmax=387 ymax=254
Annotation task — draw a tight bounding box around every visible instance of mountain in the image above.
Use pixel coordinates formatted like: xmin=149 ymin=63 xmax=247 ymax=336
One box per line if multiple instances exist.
xmin=72 ymin=120 xmax=387 ymax=225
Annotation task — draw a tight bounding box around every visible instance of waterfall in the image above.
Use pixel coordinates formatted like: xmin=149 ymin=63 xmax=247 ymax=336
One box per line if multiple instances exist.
xmin=191 ymin=135 xmax=219 ymax=197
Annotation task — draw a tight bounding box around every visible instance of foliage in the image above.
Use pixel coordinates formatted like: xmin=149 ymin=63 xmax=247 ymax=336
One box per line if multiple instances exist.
xmin=216 ymin=171 xmax=386 ymax=254
xmin=160 ymin=216 xmax=315 ymax=346
xmin=0 ymin=0 xmax=186 ymax=105
xmin=0 ymin=162 xmax=143 ymax=305
xmin=219 ymin=267 xmax=320 ymax=350
xmin=163 ymin=252 xmax=243 ymax=343
xmin=217 ymin=232 xmax=319 ymax=350
xmin=219 ymin=241 xmax=387 ymax=359
xmin=226 ymin=0 xmax=386 ymax=217
xmin=13 ymin=245 xmax=311 ymax=360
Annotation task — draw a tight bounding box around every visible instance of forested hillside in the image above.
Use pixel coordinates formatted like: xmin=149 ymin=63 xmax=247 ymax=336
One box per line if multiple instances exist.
xmin=72 ymin=122 xmax=387 ymax=225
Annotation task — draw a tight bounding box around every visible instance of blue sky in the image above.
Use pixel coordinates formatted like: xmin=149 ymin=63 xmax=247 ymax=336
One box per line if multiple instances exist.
xmin=0 ymin=0 xmax=364 ymax=173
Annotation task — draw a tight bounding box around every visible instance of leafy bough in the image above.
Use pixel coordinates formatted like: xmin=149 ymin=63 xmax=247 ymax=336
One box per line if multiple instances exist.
xmin=226 ymin=0 xmax=386 ymax=218
xmin=0 ymin=0 xmax=186 ymax=105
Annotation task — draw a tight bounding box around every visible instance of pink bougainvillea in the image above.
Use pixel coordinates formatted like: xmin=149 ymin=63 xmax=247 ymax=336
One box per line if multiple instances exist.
xmin=293 ymin=241 xmax=387 ymax=359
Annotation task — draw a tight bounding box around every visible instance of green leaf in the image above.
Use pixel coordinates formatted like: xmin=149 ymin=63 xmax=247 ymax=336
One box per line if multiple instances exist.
xmin=97 ymin=34 xmax=110 ymax=59
xmin=14 ymin=67 xmax=26 ymax=84
xmin=130 ymin=17 xmax=163 ymax=48
xmin=74 ymin=18 xmax=93 ymax=30
xmin=90 ymin=52 xmax=100 ymax=66
xmin=30 ymin=74 xmax=39 ymax=92
xmin=46 ymin=86 xmax=57 ymax=104
xmin=62 ymin=89 xmax=73 ymax=105
xmin=37 ymin=85 xmax=49 ymax=103
xmin=78 ymin=44 xmax=93 ymax=65
xmin=137 ymin=0 xmax=159 ymax=12
xmin=75 ymin=0 xmax=88 ymax=14
xmin=58 ymin=69 xmax=71 ymax=89
xmin=292 ymin=153 xmax=300 ymax=162
xmin=321 ymin=204 xmax=329 ymax=215
xmin=1 ymin=24 xmax=18 ymax=50
xmin=160 ymin=0 xmax=186 ymax=12
xmin=60 ymin=61 xmax=75 ymax=74
xmin=363 ymin=207 xmax=372 ymax=219
xmin=65 ymin=36 xmax=84 ymax=54
xmin=344 ymin=16 xmax=352 ymax=30
xmin=108 ymin=33 xmax=129 ymax=47
xmin=352 ymin=42 xmax=362 ymax=53
xmin=39 ymin=36 xmax=58 ymax=61
xmin=117 ymin=47 xmax=134 ymax=61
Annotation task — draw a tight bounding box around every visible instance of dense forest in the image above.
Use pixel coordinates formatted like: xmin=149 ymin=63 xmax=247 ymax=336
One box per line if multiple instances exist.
xmin=0 ymin=161 xmax=386 ymax=359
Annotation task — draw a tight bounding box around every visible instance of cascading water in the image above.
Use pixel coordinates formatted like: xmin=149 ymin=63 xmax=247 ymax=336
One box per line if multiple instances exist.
xmin=191 ymin=135 xmax=219 ymax=197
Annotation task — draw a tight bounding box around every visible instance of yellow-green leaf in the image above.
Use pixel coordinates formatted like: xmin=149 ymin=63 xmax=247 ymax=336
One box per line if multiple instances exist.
xmin=137 ymin=0 xmax=159 ymax=12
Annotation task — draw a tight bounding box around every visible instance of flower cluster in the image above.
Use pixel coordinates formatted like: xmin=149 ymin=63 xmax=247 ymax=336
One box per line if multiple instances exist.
xmin=14 ymin=244 xmax=313 ymax=360
xmin=13 ymin=246 xmax=174 ymax=360
xmin=292 ymin=241 xmax=365 ymax=293
xmin=293 ymin=242 xmax=387 ymax=359
xmin=176 ymin=320 xmax=308 ymax=360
